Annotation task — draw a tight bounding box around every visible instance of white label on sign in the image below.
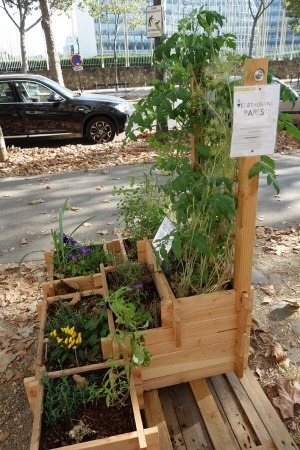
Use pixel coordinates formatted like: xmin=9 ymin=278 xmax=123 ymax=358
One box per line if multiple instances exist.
xmin=230 ymin=84 xmax=280 ymax=157
xmin=73 ymin=66 xmax=83 ymax=71
xmin=146 ymin=5 xmax=163 ymax=37
xmin=152 ymin=216 xmax=175 ymax=257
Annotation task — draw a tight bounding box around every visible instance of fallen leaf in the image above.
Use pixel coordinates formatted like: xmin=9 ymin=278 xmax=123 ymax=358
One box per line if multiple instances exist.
xmin=102 ymin=199 xmax=111 ymax=203
xmin=260 ymin=284 xmax=276 ymax=296
xmin=68 ymin=292 xmax=82 ymax=306
xmin=282 ymin=299 xmax=300 ymax=309
xmin=28 ymin=199 xmax=44 ymax=205
xmin=96 ymin=185 xmax=105 ymax=191
xmin=83 ymin=222 xmax=92 ymax=227
xmin=96 ymin=229 xmax=109 ymax=235
xmin=261 ymin=296 xmax=272 ymax=304
xmin=270 ymin=375 xmax=300 ymax=419
xmin=70 ymin=207 xmax=80 ymax=211
xmin=0 ymin=432 xmax=9 ymax=442
xmin=73 ymin=373 xmax=86 ymax=388
xmin=45 ymin=185 xmax=51 ymax=189
xmin=265 ymin=342 xmax=290 ymax=369
xmin=102 ymin=169 xmax=110 ymax=174
xmin=107 ymin=222 xmax=114 ymax=225
xmin=0 ymin=350 xmax=17 ymax=372
xmin=20 ymin=237 xmax=28 ymax=245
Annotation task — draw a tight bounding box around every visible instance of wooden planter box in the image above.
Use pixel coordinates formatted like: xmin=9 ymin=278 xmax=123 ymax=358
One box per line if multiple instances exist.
xmin=35 ymin=286 xmax=107 ymax=376
xmin=101 ymin=237 xmax=253 ymax=392
xmin=44 ymin=238 xmax=127 ymax=280
xmin=26 ymin=364 xmax=159 ymax=450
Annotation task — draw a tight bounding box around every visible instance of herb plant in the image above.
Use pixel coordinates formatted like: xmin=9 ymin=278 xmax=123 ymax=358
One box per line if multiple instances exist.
xmin=113 ymin=173 xmax=168 ymax=242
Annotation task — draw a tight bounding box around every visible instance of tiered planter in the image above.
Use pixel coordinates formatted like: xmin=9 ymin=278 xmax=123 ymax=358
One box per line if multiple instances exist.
xmin=101 ymin=237 xmax=253 ymax=392
xmin=27 ymin=364 xmax=159 ymax=450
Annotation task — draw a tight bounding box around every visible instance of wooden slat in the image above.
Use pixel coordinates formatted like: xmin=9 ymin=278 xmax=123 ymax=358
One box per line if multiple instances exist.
xmin=158 ymin=387 xmax=187 ymax=449
xmin=239 ymin=368 xmax=298 ymax=449
xmin=35 ymin=299 xmax=47 ymax=367
xmin=142 ymin=361 xmax=235 ymax=392
xmin=130 ymin=384 xmax=147 ymax=449
xmin=49 ymin=428 xmax=159 ymax=450
xmin=205 ymin=378 xmax=240 ymax=450
xmin=225 ymin=371 xmax=273 ymax=445
xmin=144 ymin=390 xmax=173 ymax=450
xmin=30 ymin=382 xmax=44 ymax=450
xmin=256 ymin=444 xmax=278 ymax=450
xmin=168 ymin=383 xmax=213 ymax=449
xmin=142 ymin=341 xmax=236 ymax=382
xmin=209 ymin=374 xmax=263 ymax=448
xmin=179 ymin=289 xmax=237 ymax=324
xmin=101 ymin=317 xmax=238 ymax=360
xmin=235 ymin=290 xmax=254 ymax=377
xmin=24 ymin=377 xmax=39 ymax=413
xmin=190 ymin=378 xmax=234 ymax=450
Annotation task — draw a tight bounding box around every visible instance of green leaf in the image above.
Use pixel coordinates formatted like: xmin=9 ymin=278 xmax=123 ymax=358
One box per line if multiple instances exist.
xmin=191 ymin=235 xmax=211 ymax=257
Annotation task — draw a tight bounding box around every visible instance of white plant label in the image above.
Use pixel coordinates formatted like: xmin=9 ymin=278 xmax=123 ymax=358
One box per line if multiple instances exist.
xmin=152 ymin=216 xmax=175 ymax=257
xmin=230 ymin=84 xmax=280 ymax=157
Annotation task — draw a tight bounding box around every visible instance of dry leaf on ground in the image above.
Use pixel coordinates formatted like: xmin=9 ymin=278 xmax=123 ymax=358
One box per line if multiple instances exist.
xmin=265 ymin=342 xmax=290 ymax=369
xmin=270 ymin=375 xmax=300 ymax=419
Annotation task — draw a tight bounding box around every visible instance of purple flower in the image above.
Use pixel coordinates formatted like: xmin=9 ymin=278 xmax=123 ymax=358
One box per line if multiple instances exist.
xmin=68 ymin=253 xmax=81 ymax=260
xmin=132 ymin=282 xmax=144 ymax=292
xmin=79 ymin=246 xmax=91 ymax=255
xmin=105 ymin=302 xmax=111 ymax=310
xmin=67 ymin=237 xmax=77 ymax=246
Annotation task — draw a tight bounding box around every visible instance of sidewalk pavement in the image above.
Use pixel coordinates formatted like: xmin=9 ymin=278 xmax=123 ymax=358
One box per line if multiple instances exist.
xmin=0 ymin=153 xmax=299 ymax=265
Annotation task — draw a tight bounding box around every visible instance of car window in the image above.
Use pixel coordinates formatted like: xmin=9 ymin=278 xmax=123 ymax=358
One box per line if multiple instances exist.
xmin=0 ymin=82 xmax=14 ymax=103
xmin=14 ymin=81 xmax=61 ymax=103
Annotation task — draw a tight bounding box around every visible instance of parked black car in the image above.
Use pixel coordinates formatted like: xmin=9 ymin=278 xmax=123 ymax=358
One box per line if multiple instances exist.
xmin=0 ymin=74 xmax=130 ymax=143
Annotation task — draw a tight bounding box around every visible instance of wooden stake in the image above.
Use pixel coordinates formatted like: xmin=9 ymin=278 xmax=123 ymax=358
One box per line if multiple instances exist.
xmin=233 ymin=58 xmax=268 ymax=377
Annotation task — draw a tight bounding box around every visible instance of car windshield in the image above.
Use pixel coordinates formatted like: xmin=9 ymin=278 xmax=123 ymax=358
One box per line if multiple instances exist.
xmin=42 ymin=78 xmax=81 ymax=98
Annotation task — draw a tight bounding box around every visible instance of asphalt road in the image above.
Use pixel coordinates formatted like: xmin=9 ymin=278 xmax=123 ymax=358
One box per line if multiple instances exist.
xmin=0 ymin=153 xmax=299 ymax=265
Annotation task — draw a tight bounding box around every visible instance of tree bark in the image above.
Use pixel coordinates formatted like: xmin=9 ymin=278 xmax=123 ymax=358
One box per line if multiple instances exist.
xmin=0 ymin=126 xmax=8 ymax=162
xmin=39 ymin=0 xmax=64 ymax=86
xmin=20 ymin=18 xmax=28 ymax=72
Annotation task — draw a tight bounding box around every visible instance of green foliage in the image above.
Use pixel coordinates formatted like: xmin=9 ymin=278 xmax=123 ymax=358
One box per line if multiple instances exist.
xmin=282 ymin=0 xmax=300 ymax=33
xmin=45 ymin=299 xmax=109 ymax=365
xmin=41 ymin=372 xmax=95 ymax=425
xmin=125 ymin=8 xmax=241 ymax=295
xmin=103 ymin=287 xmax=152 ymax=399
xmin=113 ymin=174 xmax=168 ymax=242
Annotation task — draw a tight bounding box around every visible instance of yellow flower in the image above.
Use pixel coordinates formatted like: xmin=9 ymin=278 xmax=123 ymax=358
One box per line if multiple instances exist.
xmin=57 ymin=337 xmax=62 ymax=344
xmin=69 ymin=326 xmax=75 ymax=335
xmin=69 ymin=336 xmax=73 ymax=343
xmin=64 ymin=337 xmax=69 ymax=345
xmin=76 ymin=334 xmax=82 ymax=345
xmin=52 ymin=330 xmax=57 ymax=337
xmin=68 ymin=343 xmax=73 ymax=349
xmin=61 ymin=327 xmax=65 ymax=333
xmin=65 ymin=326 xmax=70 ymax=334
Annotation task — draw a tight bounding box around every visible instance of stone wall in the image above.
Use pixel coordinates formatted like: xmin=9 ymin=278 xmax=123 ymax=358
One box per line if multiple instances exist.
xmin=33 ymin=60 xmax=300 ymax=91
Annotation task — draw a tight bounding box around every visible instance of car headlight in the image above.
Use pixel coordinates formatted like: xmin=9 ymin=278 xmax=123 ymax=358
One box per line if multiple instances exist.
xmin=115 ymin=102 xmax=129 ymax=115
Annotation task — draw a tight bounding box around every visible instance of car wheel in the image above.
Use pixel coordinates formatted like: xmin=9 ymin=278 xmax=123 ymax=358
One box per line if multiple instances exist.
xmin=86 ymin=117 xmax=116 ymax=143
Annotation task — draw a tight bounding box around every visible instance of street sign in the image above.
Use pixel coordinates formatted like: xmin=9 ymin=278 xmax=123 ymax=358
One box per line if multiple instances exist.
xmin=71 ymin=54 xmax=83 ymax=67
xmin=146 ymin=5 xmax=163 ymax=38
xmin=73 ymin=66 xmax=83 ymax=72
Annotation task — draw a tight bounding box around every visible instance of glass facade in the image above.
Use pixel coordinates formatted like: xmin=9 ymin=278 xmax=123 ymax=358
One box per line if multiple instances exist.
xmin=76 ymin=0 xmax=300 ymax=59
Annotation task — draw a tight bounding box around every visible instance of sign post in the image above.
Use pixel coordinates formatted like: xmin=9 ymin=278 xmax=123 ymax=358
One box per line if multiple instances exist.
xmin=71 ymin=54 xmax=83 ymax=92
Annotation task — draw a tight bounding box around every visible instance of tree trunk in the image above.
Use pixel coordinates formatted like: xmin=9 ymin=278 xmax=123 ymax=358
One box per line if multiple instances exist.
xmin=20 ymin=19 xmax=28 ymax=73
xmin=39 ymin=0 xmax=64 ymax=86
xmin=113 ymin=16 xmax=119 ymax=89
xmin=249 ymin=16 xmax=258 ymax=57
xmin=0 ymin=126 xmax=8 ymax=162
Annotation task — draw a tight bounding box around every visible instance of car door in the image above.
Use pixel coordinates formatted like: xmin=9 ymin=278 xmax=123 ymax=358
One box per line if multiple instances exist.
xmin=13 ymin=80 xmax=76 ymax=138
xmin=0 ymin=81 xmax=27 ymax=137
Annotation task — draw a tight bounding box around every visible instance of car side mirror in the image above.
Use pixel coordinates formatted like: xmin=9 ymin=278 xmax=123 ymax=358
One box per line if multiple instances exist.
xmin=49 ymin=93 xmax=62 ymax=102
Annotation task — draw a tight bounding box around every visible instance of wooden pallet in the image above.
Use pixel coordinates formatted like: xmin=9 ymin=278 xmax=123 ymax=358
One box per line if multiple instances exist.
xmin=143 ymin=368 xmax=298 ymax=450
